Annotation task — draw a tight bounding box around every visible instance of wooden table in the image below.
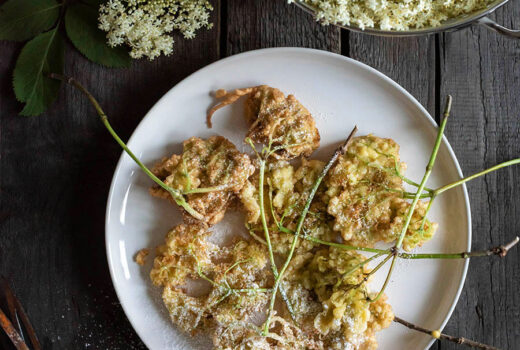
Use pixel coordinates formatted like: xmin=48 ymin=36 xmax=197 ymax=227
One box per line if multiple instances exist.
xmin=0 ymin=1 xmax=519 ymax=349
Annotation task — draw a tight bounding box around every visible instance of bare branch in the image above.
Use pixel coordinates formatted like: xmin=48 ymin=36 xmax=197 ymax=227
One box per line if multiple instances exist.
xmin=394 ymin=316 xmax=499 ymax=350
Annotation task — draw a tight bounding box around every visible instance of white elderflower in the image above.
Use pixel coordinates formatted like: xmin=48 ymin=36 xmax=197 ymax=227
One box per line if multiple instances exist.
xmin=291 ymin=0 xmax=495 ymax=31
xmin=99 ymin=0 xmax=213 ymax=60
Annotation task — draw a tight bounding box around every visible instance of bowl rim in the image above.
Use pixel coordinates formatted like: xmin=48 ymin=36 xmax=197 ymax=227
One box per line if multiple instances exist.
xmin=104 ymin=47 xmax=472 ymax=350
xmin=293 ymin=0 xmax=509 ymax=36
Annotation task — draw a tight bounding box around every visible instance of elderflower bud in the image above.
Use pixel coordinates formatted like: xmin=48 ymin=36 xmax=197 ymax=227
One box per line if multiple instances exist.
xmin=431 ymin=330 xmax=441 ymax=339
xmin=98 ymin=0 xmax=213 ymax=60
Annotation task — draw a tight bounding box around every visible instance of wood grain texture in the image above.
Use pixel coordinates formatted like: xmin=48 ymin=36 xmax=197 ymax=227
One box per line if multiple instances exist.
xmin=0 ymin=0 xmax=220 ymax=347
xmin=437 ymin=2 xmax=520 ymax=349
xmin=225 ymin=0 xmax=340 ymax=55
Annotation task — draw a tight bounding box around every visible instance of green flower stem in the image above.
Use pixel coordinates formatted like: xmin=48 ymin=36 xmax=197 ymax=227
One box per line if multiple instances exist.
xmin=258 ymin=159 xmax=279 ymax=277
xmin=361 ymin=253 xmax=393 ymax=282
xmin=433 ymin=158 xmax=520 ymax=196
xmin=395 ymin=96 xmax=452 ymax=249
xmin=234 ymin=288 xmax=272 ymax=293
xmin=336 ymin=252 xmax=386 ymax=288
xmin=370 ymin=254 xmax=398 ymax=302
xmin=372 ymin=96 xmax=453 ymax=303
xmin=262 ymin=126 xmax=358 ymax=335
xmin=389 ymin=158 xmax=520 ymax=201
xmin=399 ymin=237 xmax=519 ymax=259
xmin=279 ymin=225 xmax=389 ymax=254
xmin=182 ymin=184 xmax=233 ymax=194
xmin=279 ymin=224 xmax=519 ymax=261
xmin=253 ymin=149 xmax=296 ymax=323
xmin=49 ymin=73 xmax=204 ymax=221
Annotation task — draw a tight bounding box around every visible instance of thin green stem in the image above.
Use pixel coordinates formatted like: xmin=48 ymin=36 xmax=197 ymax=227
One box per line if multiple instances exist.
xmin=262 ymin=126 xmax=358 ymax=335
xmin=370 ymin=254 xmax=398 ymax=302
xmin=377 ymin=96 xmax=452 ymax=303
xmin=49 ymin=74 xmax=204 ymax=221
xmin=277 ymin=223 xmax=390 ymax=254
xmin=399 ymin=237 xmax=519 ymax=259
xmin=258 ymin=160 xmax=279 ymax=278
xmin=182 ymin=184 xmax=233 ymax=194
xmin=268 ymin=182 xmax=280 ymax=228
xmin=304 ymin=235 xmax=388 ymax=254
xmin=395 ymin=95 xmax=452 ymax=249
xmin=255 ymin=157 xmax=296 ymax=322
xmin=362 ymin=253 xmax=393 ymax=281
xmin=433 ymin=158 xmax=520 ymax=196
xmin=337 ymin=252 xmax=389 ymax=289
xmin=419 ymin=195 xmax=436 ymax=231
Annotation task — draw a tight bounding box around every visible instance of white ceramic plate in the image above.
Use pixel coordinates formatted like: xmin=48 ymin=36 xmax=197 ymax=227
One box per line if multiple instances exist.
xmin=106 ymin=48 xmax=471 ymax=350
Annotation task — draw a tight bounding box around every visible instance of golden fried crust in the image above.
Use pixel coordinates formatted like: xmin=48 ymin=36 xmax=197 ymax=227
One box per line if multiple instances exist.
xmin=326 ymin=135 xmax=438 ymax=251
xmin=292 ymin=248 xmax=394 ymax=350
xmin=208 ymin=85 xmax=320 ymax=159
xmin=239 ymin=159 xmax=333 ymax=255
xmin=151 ymin=223 xmax=273 ymax=337
xmin=150 ymin=136 xmax=255 ymax=225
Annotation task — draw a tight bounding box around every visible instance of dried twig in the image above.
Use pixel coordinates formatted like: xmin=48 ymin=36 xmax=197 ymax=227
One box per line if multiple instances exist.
xmin=0 ymin=308 xmax=29 ymax=350
xmin=394 ymin=316 xmax=500 ymax=350
xmin=0 ymin=277 xmax=41 ymax=350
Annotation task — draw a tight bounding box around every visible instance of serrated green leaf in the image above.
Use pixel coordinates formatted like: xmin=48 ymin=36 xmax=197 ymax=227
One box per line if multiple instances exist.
xmin=13 ymin=27 xmax=64 ymax=116
xmin=65 ymin=3 xmax=131 ymax=68
xmin=0 ymin=0 xmax=61 ymax=41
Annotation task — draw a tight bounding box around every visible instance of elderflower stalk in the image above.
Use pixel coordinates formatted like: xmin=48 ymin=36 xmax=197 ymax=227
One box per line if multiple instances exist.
xmin=247 ymin=138 xmax=298 ymax=322
xmin=48 ymin=73 xmax=204 ymax=221
xmin=369 ymin=96 xmax=453 ymax=303
xmin=262 ymin=126 xmax=358 ymax=335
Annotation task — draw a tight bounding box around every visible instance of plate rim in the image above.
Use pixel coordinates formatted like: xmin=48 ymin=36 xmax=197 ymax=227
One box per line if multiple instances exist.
xmin=104 ymin=47 xmax=472 ymax=350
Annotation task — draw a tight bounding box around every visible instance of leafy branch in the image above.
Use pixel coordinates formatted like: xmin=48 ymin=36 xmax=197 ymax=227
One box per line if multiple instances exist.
xmin=1 ymin=0 xmax=130 ymax=116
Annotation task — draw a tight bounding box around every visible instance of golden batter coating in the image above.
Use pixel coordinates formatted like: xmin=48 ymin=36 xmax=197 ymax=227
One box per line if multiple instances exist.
xmin=150 ymin=136 xmax=255 ymax=225
xmin=150 ymin=223 xmax=273 ymax=337
xmin=240 ymin=158 xmax=335 ymax=255
xmin=208 ymin=85 xmax=320 ymax=159
xmin=288 ymin=248 xmax=394 ymax=350
xmin=326 ymin=135 xmax=438 ymax=251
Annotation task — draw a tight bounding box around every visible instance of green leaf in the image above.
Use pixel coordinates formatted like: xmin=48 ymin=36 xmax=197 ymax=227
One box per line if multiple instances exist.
xmin=0 ymin=0 xmax=61 ymax=41
xmin=65 ymin=3 xmax=131 ymax=68
xmin=13 ymin=27 xmax=64 ymax=116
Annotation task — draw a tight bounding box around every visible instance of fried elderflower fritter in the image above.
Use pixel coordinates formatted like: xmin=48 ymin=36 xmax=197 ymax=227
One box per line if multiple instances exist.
xmin=150 ymin=223 xmax=273 ymax=337
xmin=286 ymin=248 xmax=394 ymax=350
xmin=326 ymin=135 xmax=438 ymax=251
xmin=145 ymin=86 xmax=441 ymax=349
xmin=240 ymin=158 xmax=335 ymax=255
xmin=207 ymin=85 xmax=320 ymax=159
xmin=150 ymin=136 xmax=255 ymax=225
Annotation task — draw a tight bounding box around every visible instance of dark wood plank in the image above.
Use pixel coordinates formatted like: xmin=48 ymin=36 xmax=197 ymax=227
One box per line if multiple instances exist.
xmin=438 ymin=2 xmax=520 ymax=349
xmin=226 ymin=0 xmax=340 ymax=55
xmin=0 ymin=1 xmax=220 ymax=347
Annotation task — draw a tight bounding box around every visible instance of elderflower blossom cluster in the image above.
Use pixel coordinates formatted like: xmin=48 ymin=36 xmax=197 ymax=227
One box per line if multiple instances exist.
xmin=290 ymin=0 xmax=495 ymax=31
xmin=99 ymin=0 xmax=213 ymax=59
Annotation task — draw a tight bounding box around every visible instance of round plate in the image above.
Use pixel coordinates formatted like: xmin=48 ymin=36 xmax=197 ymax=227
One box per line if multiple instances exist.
xmin=106 ymin=48 xmax=471 ymax=350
